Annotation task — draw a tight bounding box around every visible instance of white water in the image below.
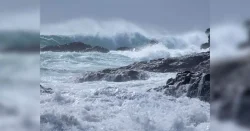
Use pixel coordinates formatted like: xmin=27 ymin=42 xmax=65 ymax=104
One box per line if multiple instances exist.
xmin=41 ymin=73 xmax=210 ymax=131
xmin=40 ymin=19 xmax=210 ymax=131
xmin=41 ymin=52 xmax=210 ymax=130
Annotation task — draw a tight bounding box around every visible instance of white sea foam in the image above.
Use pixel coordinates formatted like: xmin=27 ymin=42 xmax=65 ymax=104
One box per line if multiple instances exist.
xmin=40 ymin=18 xmax=210 ymax=131
xmin=110 ymin=31 xmax=207 ymax=61
xmin=40 ymin=73 xmax=210 ymax=131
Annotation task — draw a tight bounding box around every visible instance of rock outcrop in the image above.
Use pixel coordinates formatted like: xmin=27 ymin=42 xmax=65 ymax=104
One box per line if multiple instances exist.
xmin=115 ymin=51 xmax=210 ymax=73
xmin=41 ymin=42 xmax=109 ymax=53
xmin=78 ymin=52 xmax=209 ymax=83
xmin=149 ymin=71 xmax=210 ymax=102
xmin=200 ymin=28 xmax=210 ymax=49
xmin=79 ymin=69 xmax=149 ymax=82
xmin=143 ymin=52 xmax=210 ymax=102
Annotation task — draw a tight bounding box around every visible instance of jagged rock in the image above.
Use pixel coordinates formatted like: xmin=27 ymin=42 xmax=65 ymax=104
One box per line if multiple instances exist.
xmin=41 ymin=42 xmax=109 ymax=53
xmin=200 ymin=28 xmax=210 ymax=49
xmin=78 ymin=51 xmax=209 ymax=82
xmin=117 ymin=51 xmax=210 ymax=73
xmin=200 ymin=42 xmax=210 ymax=49
xmin=40 ymin=85 xmax=53 ymax=94
xmin=187 ymin=73 xmax=210 ymax=101
xmin=78 ymin=51 xmax=208 ymax=82
xmin=79 ymin=69 xmax=149 ymax=82
xmin=149 ymin=71 xmax=210 ymax=102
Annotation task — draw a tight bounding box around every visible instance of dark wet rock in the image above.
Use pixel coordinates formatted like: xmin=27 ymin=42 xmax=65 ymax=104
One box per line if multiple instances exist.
xmin=211 ymin=56 xmax=250 ymax=128
xmin=79 ymin=69 xmax=149 ymax=82
xmin=40 ymin=85 xmax=53 ymax=94
xmin=116 ymin=51 xmax=210 ymax=73
xmin=149 ymin=71 xmax=210 ymax=102
xmin=200 ymin=42 xmax=210 ymax=49
xmin=79 ymin=51 xmax=209 ymax=82
xmin=41 ymin=42 xmax=109 ymax=53
xmin=200 ymin=28 xmax=210 ymax=49
xmin=116 ymin=47 xmax=133 ymax=51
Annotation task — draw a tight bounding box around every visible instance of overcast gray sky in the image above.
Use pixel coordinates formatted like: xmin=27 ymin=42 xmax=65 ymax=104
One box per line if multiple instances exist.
xmin=0 ymin=0 xmax=38 ymax=13
xmin=41 ymin=0 xmax=209 ymax=33
xmin=0 ymin=0 xmax=39 ymax=31
xmin=211 ymin=0 xmax=250 ymax=25
xmin=1 ymin=0 xmax=249 ymax=32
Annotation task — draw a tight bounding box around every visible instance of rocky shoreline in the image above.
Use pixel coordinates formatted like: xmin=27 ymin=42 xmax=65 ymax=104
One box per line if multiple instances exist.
xmin=149 ymin=71 xmax=210 ymax=102
xmin=41 ymin=29 xmax=211 ymax=103
xmin=76 ymin=51 xmax=210 ymax=102
xmin=41 ymin=50 xmax=210 ymax=103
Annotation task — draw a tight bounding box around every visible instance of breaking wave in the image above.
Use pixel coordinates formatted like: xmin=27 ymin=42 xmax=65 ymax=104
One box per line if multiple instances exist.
xmin=41 ymin=18 xmax=207 ymax=60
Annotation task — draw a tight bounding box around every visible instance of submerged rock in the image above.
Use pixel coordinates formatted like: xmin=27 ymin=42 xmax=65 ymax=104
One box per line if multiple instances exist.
xmin=41 ymin=42 xmax=109 ymax=53
xmin=40 ymin=85 xmax=53 ymax=94
xmin=150 ymin=71 xmax=210 ymax=102
xmin=79 ymin=69 xmax=149 ymax=82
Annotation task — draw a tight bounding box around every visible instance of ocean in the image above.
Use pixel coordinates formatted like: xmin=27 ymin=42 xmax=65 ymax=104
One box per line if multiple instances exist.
xmin=40 ymin=19 xmax=210 ymax=131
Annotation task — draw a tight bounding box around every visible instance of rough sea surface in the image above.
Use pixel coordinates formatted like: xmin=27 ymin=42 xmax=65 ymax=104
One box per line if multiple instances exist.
xmin=40 ymin=20 xmax=211 ymax=131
